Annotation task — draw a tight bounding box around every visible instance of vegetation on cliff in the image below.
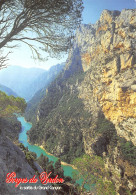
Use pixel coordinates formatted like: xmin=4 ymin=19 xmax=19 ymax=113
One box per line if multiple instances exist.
xmin=0 ymin=90 xmax=26 ymax=141
xmin=73 ymin=154 xmax=116 ymax=195
xmin=19 ymin=143 xmax=80 ymax=195
xmin=37 ymin=155 xmax=80 ymax=195
xmin=25 ymin=8 xmax=136 ymax=194
xmin=28 ymin=72 xmax=89 ymax=163
xmin=0 ymin=91 xmax=26 ymax=117
xmin=119 ymin=137 xmax=136 ymax=166
xmin=25 ymin=63 xmax=64 ymax=123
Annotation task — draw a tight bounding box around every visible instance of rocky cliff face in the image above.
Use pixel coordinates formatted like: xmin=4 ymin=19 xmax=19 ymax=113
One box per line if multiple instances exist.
xmin=28 ymin=71 xmax=89 ymax=163
xmin=0 ymin=116 xmax=21 ymax=142
xmin=78 ymin=9 xmax=136 ymax=145
xmin=75 ymin=9 xmax=136 ymax=194
xmin=28 ymin=9 xmax=136 ymax=194
xmin=0 ymin=114 xmax=53 ymax=194
xmin=0 ymin=130 xmax=48 ymax=195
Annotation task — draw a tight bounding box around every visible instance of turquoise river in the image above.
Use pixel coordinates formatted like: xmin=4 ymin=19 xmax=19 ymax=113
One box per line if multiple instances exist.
xmin=17 ymin=116 xmax=80 ymax=181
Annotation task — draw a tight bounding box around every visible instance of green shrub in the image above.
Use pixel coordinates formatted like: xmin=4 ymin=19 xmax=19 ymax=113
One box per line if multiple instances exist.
xmin=119 ymin=137 xmax=136 ymax=166
xmin=73 ymin=154 xmax=116 ymax=194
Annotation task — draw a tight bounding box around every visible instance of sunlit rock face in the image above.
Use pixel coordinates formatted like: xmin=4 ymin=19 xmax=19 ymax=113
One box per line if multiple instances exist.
xmin=28 ymin=9 xmax=136 ymax=193
xmin=71 ymin=9 xmax=136 ymax=193
xmin=73 ymin=9 xmax=136 ymax=147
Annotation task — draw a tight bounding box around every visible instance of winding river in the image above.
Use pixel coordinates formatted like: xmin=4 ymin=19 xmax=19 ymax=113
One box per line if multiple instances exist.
xmin=18 ymin=116 xmax=78 ymax=179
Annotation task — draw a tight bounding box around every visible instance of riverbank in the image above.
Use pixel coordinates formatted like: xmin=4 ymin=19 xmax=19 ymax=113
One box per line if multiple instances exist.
xmin=39 ymin=145 xmax=77 ymax=170
xmin=20 ymin=116 xmax=78 ymax=170
xmin=18 ymin=115 xmax=78 ymax=179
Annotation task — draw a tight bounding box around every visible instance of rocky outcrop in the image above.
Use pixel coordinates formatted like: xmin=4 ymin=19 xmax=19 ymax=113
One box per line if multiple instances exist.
xmin=76 ymin=9 xmax=136 ymax=146
xmin=0 ymin=116 xmax=21 ymax=142
xmin=75 ymin=9 xmax=136 ymax=194
xmin=28 ymin=9 xmax=136 ymax=194
xmin=28 ymin=72 xmax=88 ymax=163
xmin=0 ymin=130 xmax=49 ymax=195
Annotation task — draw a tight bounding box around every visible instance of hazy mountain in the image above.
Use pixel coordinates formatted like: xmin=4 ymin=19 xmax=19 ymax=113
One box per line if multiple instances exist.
xmin=0 ymin=65 xmax=64 ymax=101
xmin=25 ymin=63 xmax=64 ymax=123
xmin=0 ymin=84 xmax=18 ymax=97
xmin=28 ymin=63 xmax=65 ymax=97
xmin=0 ymin=66 xmax=46 ymax=101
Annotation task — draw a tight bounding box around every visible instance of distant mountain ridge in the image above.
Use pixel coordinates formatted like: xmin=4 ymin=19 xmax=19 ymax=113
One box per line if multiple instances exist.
xmin=0 ymin=66 xmax=45 ymax=101
xmin=0 ymin=84 xmax=18 ymax=97
xmin=25 ymin=63 xmax=65 ymax=123
xmin=0 ymin=64 xmax=64 ymax=101
xmin=29 ymin=63 xmax=65 ymax=96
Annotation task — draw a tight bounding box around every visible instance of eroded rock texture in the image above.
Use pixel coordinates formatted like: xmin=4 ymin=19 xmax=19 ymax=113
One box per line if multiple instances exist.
xmin=28 ymin=9 xmax=136 ymax=194
xmin=76 ymin=9 xmax=136 ymax=194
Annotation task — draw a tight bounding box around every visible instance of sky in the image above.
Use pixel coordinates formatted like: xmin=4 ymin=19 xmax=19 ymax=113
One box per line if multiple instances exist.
xmin=83 ymin=0 xmax=136 ymax=24
xmin=5 ymin=0 xmax=136 ymax=70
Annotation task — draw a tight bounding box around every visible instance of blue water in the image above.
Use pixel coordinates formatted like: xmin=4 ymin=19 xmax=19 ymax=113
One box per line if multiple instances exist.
xmin=17 ymin=116 xmax=92 ymax=190
xmin=18 ymin=116 xmax=78 ymax=178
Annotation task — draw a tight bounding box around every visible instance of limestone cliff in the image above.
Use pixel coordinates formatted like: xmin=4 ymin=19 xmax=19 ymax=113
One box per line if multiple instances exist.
xmin=28 ymin=71 xmax=89 ymax=163
xmin=0 ymin=116 xmax=21 ymax=142
xmin=78 ymin=9 xmax=136 ymax=144
xmin=28 ymin=9 xmax=136 ymax=194
xmin=75 ymin=9 xmax=136 ymax=194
